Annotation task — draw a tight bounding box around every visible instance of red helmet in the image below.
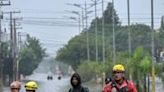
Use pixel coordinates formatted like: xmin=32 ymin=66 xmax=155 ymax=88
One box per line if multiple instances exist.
xmin=10 ymin=81 xmax=21 ymax=89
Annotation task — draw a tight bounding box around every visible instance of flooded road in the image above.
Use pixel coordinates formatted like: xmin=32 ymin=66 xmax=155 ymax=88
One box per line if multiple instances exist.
xmin=4 ymin=57 xmax=70 ymax=92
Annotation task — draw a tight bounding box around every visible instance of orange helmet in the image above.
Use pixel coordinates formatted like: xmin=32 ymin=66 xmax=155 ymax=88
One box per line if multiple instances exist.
xmin=10 ymin=81 xmax=21 ymax=89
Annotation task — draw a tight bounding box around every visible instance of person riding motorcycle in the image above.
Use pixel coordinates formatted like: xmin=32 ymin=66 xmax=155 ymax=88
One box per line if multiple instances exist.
xmin=25 ymin=81 xmax=38 ymax=92
xmin=103 ymin=64 xmax=137 ymax=92
xmin=10 ymin=81 xmax=21 ymax=92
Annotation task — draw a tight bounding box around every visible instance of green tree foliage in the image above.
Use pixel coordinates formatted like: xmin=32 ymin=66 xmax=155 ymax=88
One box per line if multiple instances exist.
xmin=103 ymin=2 xmax=120 ymax=25
xmin=56 ymin=3 xmax=164 ymax=89
xmin=115 ymin=24 xmax=152 ymax=52
xmin=19 ymin=36 xmax=46 ymax=75
xmin=77 ymin=61 xmax=105 ymax=82
xmin=56 ymin=35 xmax=87 ymax=67
xmin=56 ymin=2 xmax=163 ymax=67
xmin=1 ymin=42 xmax=13 ymax=76
xmin=56 ymin=2 xmax=120 ymax=66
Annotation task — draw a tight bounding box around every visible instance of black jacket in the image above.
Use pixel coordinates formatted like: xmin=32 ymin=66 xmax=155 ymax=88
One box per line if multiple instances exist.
xmin=69 ymin=73 xmax=89 ymax=92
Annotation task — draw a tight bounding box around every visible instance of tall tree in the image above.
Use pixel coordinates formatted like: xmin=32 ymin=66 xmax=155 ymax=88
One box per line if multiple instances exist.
xmin=19 ymin=36 xmax=46 ymax=75
xmin=56 ymin=2 xmax=120 ymax=67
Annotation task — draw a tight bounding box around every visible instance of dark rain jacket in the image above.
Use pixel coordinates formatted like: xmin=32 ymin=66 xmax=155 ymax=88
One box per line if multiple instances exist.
xmin=68 ymin=73 xmax=89 ymax=92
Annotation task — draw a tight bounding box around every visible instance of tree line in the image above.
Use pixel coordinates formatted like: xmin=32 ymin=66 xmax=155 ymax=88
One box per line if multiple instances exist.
xmin=1 ymin=35 xmax=45 ymax=86
xmin=56 ymin=2 xmax=164 ymax=91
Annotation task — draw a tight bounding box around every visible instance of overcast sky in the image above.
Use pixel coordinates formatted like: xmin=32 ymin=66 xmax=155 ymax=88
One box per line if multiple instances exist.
xmin=2 ymin=0 xmax=164 ymax=55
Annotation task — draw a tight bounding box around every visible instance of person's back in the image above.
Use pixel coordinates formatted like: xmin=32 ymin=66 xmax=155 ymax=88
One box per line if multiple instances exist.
xmin=68 ymin=73 xmax=89 ymax=92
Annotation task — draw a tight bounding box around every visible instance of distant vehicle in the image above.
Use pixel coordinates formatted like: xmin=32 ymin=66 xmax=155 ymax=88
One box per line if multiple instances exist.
xmin=47 ymin=75 xmax=53 ymax=80
xmin=47 ymin=72 xmax=53 ymax=80
xmin=57 ymin=76 xmax=61 ymax=80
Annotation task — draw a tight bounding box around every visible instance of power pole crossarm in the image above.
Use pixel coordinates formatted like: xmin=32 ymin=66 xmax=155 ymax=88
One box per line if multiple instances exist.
xmin=0 ymin=0 xmax=10 ymax=6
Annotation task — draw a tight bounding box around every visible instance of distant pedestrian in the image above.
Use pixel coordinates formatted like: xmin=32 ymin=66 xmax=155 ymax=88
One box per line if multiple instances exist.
xmin=69 ymin=73 xmax=89 ymax=92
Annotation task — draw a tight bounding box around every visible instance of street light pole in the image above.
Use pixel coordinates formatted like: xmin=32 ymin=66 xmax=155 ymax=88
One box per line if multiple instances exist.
xmin=65 ymin=10 xmax=81 ymax=33
xmin=112 ymin=0 xmax=116 ymax=64
xmin=66 ymin=3 xmax=93 ymax=61
xmin=81 ymin=9 xmax=85 ymax=30
xmin=127 ymin=0 xmax=131 ymax=62
xmin=102 ymin=0 xmax=105 ymax=63
xmin=91 ymin=0 xmax=99 ymax=61
xmin=69 ymin=16 xmax=81 ymax=34
xmin=151 ymin=0 xmax=156 ymax=92
xmin=94 ymin=0 xmax=98 ymax=62
xmin=85 ymin=0 xmax=90 ymax=62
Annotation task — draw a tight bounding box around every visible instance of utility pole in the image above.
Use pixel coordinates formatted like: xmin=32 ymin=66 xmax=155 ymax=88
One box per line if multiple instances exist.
xmin=91 ymin=0 xmax=99 ymax=61
xmin=81 ymin=9 xmax=85 ymax=30
xmin=102 ymin=0 xmax=105 ymax=63
xmin=0 ymin=0 xmax=10 ymax=90
xmin=127 ymin=0 xmax=131 ymax=62
xmin=13 ymin=18 xmax=22 ymax=81
xmin=127 ymin=0 xmax=133 ymax=82
xmin=17 ymin=32 xmax=21 ymax=80
xmin=94 ymin=0 xmax=98 ymax=62
xmin=12 ymin=18 xmax=22 ymax=81
xmin=78 ymin=14 xmax=81 ymax=33
xmin=101 ymin=0 xmax=106 ymax=87
xmin=85 ymin=0 xmax=90 ymax=62
xmin=13 ymin=18 xmax=17 ymax=80
xmin=17 ymin=32 xmax=27 ymax=81
xmin=3 ymin=11 xmax=21 ymax=81
xmin=151 ymin=0 xmax=156 ymax=92
xmin=0 ymin=11 xmax=2 ymax=92
xmin=9 ymin=12 xmax=15 ymax=81
xmin=66 ymin=3 xmax=94 ymax=62
xmin=112 ymin=0 xmax=116 ymax=64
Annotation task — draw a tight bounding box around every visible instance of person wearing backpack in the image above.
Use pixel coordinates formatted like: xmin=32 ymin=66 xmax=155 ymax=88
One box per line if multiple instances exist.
xmin=69 ymin=73 xmax=89 ymax=92
xmin=103 ymin=64 xmax=137 ymax=92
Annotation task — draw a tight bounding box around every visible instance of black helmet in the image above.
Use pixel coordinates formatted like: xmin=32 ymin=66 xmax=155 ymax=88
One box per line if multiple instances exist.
xmin=105 ymin=77 xmax=112 ymax=84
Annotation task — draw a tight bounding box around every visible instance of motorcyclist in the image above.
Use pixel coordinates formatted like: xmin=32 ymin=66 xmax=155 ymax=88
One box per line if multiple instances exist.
xmin=25 ymin=81 xmax=38 ymax=92
xmin=103 ymin=64 xmax=137 ymax=92
xmin=10 ymin=81 xmax=21 ymax=92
